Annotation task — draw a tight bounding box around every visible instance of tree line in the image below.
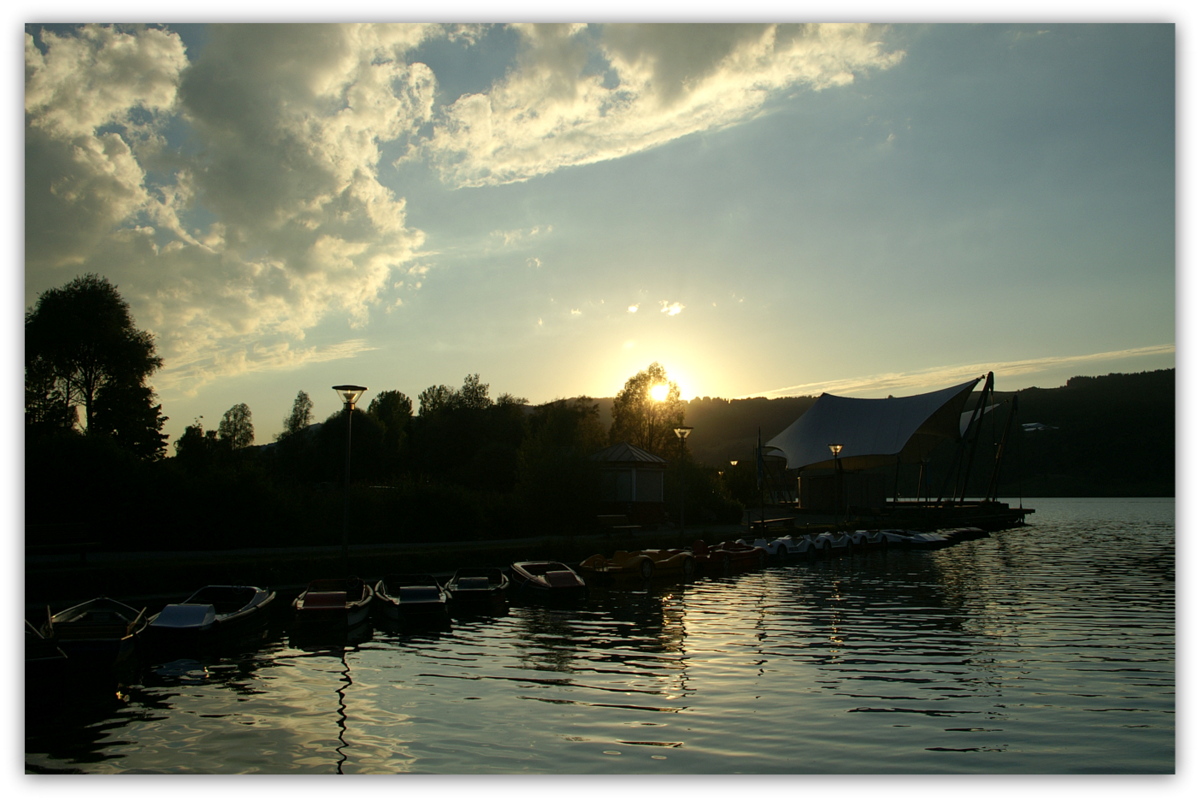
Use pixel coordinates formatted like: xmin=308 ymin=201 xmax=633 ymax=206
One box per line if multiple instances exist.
xmin=25 ymin=275 xmax=741 ymax=553
xmin=25 ymin=275 xmax=1173 ymax=556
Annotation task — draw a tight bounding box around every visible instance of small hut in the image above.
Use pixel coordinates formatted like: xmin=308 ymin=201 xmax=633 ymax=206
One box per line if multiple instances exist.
xmin=588 ymin=442 xmax=668 ymax=528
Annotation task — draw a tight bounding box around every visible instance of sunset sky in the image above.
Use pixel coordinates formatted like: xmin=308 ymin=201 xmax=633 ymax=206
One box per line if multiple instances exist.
xmin=19 ymin=18 xmax=1178 ymax=448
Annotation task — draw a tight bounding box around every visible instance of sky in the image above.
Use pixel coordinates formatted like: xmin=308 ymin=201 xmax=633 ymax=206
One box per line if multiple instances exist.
xmin=17 ymin=15 xmax=1180 ymax=451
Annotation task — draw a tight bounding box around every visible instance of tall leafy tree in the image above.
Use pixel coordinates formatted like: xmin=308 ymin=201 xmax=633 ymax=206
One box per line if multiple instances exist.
xmin=418 ymin=384 xmax=455 ymax=416
xmin=278 ymin=390 xmax=314 ymax=440
xmin=609 ymin=362 xmax=686 ymax=457
xmin=368 ymin=390 xmax=413 ymax=455
xmin=93 ymin=380 xmax=169 ymax=459
xmin=26 ymin=273 xmax=166 ymax=456
xmin=218 ymin=403 xmax=255 ymax=450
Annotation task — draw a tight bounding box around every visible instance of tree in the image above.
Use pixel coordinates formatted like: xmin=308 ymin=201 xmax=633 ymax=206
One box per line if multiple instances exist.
xmin=218 ymin=403 xmax=254 ymax=450
xmin=173 ymin=417 xmax=220 ymax=469
xmin=93 ymin=380 xmax=170 ymax=459
xmin=609 ymin=362 xmax=686 ymax=456
xmin=515 ymin=398 xmax=607 ymax=534
xmin=368 ymin=390 xmax=413 ymax=455
xmin=418 ymin=384 xmax=456 ymax=416
xmin=26 ymin=273 xmax=166 ymax=456
xmin=278 ymin=390 xmax=314 ymax=441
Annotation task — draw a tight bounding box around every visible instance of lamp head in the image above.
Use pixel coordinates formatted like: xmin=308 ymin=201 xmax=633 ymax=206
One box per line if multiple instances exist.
xmin=333 ymin=385 xmax=367 ymax=409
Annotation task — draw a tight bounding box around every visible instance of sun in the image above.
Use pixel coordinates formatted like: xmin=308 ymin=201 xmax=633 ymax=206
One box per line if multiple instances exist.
xmin=649 ymin=383 xmax=670 ymax=402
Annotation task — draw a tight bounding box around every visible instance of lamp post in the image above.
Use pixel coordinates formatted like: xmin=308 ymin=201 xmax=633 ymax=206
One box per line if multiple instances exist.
xmin=828 ymin=443 xmax=844 ymax=529
xmin=674 ymin=426 xmax=693 ymax=534
xmin=333 ymin=385 xmax=367 ymax=569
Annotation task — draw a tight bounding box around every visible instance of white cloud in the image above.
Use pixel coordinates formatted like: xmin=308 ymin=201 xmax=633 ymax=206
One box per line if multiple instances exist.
xmin=660 ymin=301 xmax=685 ymax=316
xmin=421 ymin=23 xmax=904 ymax=188
xmin=25 ymin=23 xmax=439 ymax=395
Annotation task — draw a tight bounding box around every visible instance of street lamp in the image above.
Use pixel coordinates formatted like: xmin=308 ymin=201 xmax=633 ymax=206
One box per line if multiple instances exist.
xmin=333 ymin=385 xmax=367 ymax=569
xmin=828 ymin=443 xmax=844 ymax=528
xmin=674 ymin=426 xmax=693 ymax=534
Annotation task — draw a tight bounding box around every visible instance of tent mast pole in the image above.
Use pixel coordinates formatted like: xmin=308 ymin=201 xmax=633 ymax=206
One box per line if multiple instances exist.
xmin=956 ymin=372 xmax=994 ymax=503
xmin=984 ymin=394 xmax=1018 ymax=502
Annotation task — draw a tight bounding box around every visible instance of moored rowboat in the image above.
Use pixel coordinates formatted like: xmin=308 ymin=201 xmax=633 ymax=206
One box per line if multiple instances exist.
xmin=509 ymin=561 xmax=588 ymax=601
xmin=149 ymin=584 xmax=276 ymax=645
xmin=41 ymin=596 xmax=147 ymax=668
xmin=374 ymin=574 xmax=451 ymax=626
xmin=293 ymin=577 xmax=374 ymax=628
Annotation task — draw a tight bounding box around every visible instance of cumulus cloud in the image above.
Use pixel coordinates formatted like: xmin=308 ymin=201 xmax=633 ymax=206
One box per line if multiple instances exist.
xmin=26 ymin=23 xmax=438 ymax=393
xmin=660 ymin=301 xmax=685 ymax=316
xmin=421 ymin=23 xmax=904 ymax=187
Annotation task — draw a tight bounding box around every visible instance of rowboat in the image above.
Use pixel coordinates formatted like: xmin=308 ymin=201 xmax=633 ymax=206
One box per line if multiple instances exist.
xmin=509 ymin=561 xmax=588 ymax=601
xmin=579 ymin=549 xmax=696 ymax=581
xmin=293 ymin=577 xmax=374 ymax=628
xmin=374 ymin=574 xmax=451 ymax=627
xmin=41 ymin=596 xmax=147 ymax=668
xmin=691 ymin=540 xmax=767 ymax=573
xmin=148 ymin=585 xmax=275 ymax=645
xmin=445 ymin=568 xmax=509 ymax=610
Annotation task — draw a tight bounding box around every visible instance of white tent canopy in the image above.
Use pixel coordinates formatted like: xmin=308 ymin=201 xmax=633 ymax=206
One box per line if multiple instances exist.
xmin=765 ymin=377 xmax=984 ymax=471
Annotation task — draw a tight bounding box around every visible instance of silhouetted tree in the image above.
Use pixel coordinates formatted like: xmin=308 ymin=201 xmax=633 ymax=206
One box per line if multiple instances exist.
xmin=367 ymin=389 xmax=413 ymax=456
xmin=218 ymin=403 xmax=254 ymax=450
xmin=411 ymin=375 xmax=530 ymax=489
xmin=278 ymin=390 xmax=314 ymax=440
xmin=173 ymin=417 xmax=220 ymax=471
xmin=92 ymin=380 xmax=169 ymax=459
xmin=418 ymin=384 xmax=455 ymax=416
xmin=515 ymin=398 xmax=607 ymax=533
xmin=26 ymin=274 xmax=166 ymax=457
xmin=609 ymin=362 xmax=686 ymax=457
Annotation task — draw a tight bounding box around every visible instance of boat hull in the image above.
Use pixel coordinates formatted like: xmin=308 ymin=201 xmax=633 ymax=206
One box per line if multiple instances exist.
xmin=446 ymin=569 xmax=509 ymax=614
xmin=374 ymin=575 xmax=451 ymax=628
xmin=293 ymin=578 xmax=374 ymax=629
xmin=41 ymin=597 xmax=147 ymax=670
xmin=510 ymin=562 xmax=588 ymax=602
xmin=148 ymin=585 xmax=276 ymax=651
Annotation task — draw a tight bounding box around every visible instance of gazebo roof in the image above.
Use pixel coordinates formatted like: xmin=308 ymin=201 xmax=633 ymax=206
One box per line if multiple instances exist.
xmin=587 ymin=442 xmax=667 ymax=465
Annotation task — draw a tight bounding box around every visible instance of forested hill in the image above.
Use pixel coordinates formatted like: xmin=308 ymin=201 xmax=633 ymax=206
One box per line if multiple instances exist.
xmin=598 ymin=369 xmax=1175 ymax=497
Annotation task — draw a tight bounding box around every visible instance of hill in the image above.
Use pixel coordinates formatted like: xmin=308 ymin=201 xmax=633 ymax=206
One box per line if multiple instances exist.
xmin=594 ymin=369 xmax=1174 ymax=497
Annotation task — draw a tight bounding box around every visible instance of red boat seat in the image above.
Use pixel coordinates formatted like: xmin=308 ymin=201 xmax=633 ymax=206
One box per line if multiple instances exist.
xmin=303 ymin=591 xmax=347 ymax=609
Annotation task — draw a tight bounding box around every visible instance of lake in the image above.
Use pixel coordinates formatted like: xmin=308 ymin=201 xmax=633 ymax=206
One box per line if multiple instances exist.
xmin=24 ymin=498 xmax=1174 ymax=774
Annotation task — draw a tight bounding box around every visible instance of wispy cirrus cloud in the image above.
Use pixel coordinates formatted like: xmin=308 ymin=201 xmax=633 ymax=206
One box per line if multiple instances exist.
xmin=749 ymin=345 xmax=1176 ymax=399
xmin=420 ymin=23 xmax=904 ymax=188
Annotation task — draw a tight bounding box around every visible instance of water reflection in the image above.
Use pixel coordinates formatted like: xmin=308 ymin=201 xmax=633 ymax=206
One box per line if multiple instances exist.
xmin=25 ymin=501 xmax=1175 ymax=774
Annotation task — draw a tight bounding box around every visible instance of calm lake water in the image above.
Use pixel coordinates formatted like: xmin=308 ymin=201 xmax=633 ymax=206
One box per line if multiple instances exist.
xmin=24 ymin=498 xmax=1174 ymax=775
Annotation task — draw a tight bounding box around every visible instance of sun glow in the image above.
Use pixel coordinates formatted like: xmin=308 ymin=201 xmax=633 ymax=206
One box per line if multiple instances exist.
xmin=649 ymin=383 xmax=670 ymax=402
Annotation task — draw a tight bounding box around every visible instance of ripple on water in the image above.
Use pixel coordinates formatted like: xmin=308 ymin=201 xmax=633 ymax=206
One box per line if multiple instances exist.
xmin=25 ymin=499 xmax=1174 ymax=773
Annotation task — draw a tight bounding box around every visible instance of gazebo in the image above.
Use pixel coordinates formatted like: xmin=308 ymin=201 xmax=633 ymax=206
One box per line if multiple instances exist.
xmin=587 ymin=442 xmax=668 ymax=527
